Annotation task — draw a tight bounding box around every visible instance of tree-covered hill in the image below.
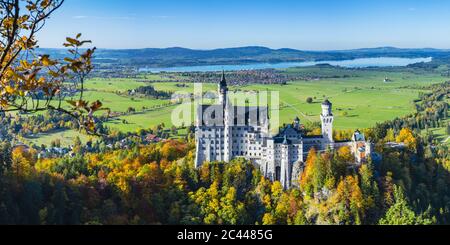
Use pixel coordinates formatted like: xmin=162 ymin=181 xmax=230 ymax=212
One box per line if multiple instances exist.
xmin=37 ymin=46 xmax=450 ymax=68
xmin=0 ymin=132 xmax=448 ymax=225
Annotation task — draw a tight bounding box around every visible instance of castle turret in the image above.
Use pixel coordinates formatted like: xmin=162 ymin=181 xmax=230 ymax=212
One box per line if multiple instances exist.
xmin=218 ymin=70 xmax=228 ymax=106
xmin=293 ymin=117 xmax=300 ymax=130
xmin=365 ymin=140 xmax=374 ymax=161
xmin=320 ymin=99 xmax=334 ymax=144
xmin=194 ymin=136 xmax=202 ymax=168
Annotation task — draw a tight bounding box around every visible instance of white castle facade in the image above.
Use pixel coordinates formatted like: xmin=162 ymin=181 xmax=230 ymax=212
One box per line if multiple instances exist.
xmin=195 ymin=74 xmax=373 ymax=189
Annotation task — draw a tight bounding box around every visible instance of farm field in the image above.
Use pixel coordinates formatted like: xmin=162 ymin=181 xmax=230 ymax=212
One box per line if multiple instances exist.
xmin=24 ymin=129 xmax=96 ymax=148
xmin=104 ymin=105 xmax=179 ymax=132
xmin=85 ymin=78 xmax=145 ymax=92
xmin=83 ymin=90 xmax=168 ymax=113
xmin=240 ymin=67 xmax=443 ymax=129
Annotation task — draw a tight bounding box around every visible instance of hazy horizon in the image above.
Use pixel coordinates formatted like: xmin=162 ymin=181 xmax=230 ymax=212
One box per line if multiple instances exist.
xmin=36 ymin=45 xmax=449 ymax=51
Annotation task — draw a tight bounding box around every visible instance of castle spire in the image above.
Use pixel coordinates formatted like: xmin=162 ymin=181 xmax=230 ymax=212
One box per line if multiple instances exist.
xmin=218 ymin=70 xmax=228 ymax=106
xmin=222 ymin=69 xmax=226 ymax=80
xmin=220 ymin=70 xmax=227 ymax=89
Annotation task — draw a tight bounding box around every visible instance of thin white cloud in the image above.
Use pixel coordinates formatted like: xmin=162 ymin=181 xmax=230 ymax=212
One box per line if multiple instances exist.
xmin=151 ymin=15 xmax=173 ymax=19
xmin=72 ymin=15 xmax=136 ymax=20
xmin=73 ymin=15 xmax=88 ymax=19
xmin=73 ymin=15 xmax=174 ymax=21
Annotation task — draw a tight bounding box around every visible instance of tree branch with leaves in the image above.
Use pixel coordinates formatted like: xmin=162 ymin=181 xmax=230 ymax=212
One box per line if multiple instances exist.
xmin=0 ymin=0 xmax=102 ymax=134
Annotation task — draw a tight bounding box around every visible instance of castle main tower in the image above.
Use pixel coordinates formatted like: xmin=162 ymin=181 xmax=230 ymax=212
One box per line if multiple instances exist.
xmin=320 ymin=99 xmax=334 ymax=144
xmin=280 ymin=136 xmax=291 ymax=189
xmin=219 ymin=71 xmax=232 ymax=162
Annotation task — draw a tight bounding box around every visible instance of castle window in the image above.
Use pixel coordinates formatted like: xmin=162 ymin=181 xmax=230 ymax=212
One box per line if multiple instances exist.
xmin=275 ymin=167 xmax=281 ymax=181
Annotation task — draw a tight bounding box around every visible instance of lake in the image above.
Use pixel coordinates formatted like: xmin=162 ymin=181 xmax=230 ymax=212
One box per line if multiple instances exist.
xmin=139 ymin=57 xmax=433 ymax=73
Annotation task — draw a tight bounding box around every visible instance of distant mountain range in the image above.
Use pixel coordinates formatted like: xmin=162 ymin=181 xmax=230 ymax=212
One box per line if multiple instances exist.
xmin=37 ymin=46 xmax=450 ymax=68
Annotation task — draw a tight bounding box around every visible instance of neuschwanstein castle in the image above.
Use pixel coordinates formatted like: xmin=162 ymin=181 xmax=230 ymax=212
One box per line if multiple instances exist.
xmin=195 ymin=74 xmax=373 ymax=189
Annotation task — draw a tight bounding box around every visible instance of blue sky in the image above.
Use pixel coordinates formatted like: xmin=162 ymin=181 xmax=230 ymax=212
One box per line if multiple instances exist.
xmin=37 ymin=0 xmax=450 ymax=50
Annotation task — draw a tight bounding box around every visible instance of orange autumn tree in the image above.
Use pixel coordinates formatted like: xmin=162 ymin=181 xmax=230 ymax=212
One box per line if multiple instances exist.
xmin=300 ymin=148 xmax=338 ymax=197
xmin=11 ymin=145 xmax=35 ymax=178
xmin=396 ymin=128 xmax=417 ymax=150
xmin=337 ymin=145 xmax=354 ymax=163
xmin=333 ymin=129 xmax=354 ymax=141
xmin=328 ymin=175 xmax=365 ymax=224
xmin=300 ymin=148 xmax=318 ymax=195
xmin=0 ymin=0 xmax=100 ymax=133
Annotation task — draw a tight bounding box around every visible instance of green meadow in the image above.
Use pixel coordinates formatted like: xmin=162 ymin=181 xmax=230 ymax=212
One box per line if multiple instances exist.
xmin=428 ymin=126 xmax=450 ymax=146
xmin=421 ymin=97 xmax=450 ymax=146
xmin=104 ymin=105 xmax=178 ymax=132
xmin=24 ymin=129 xmax=95 ymax=148
xmin=29 ymin=67 xmax=447 ymax=141
xmin=83 ymin=90 xmax=168 ymax=113
xmin=85 ymin=78 xmax=145 ymax=92
xmin=103 ymin=67 xmax=444 ymax=132
xmin=240 ymin=67 xmax=444 ymax=129
xmin=157 ymin=67 xmax=441 ymax=129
